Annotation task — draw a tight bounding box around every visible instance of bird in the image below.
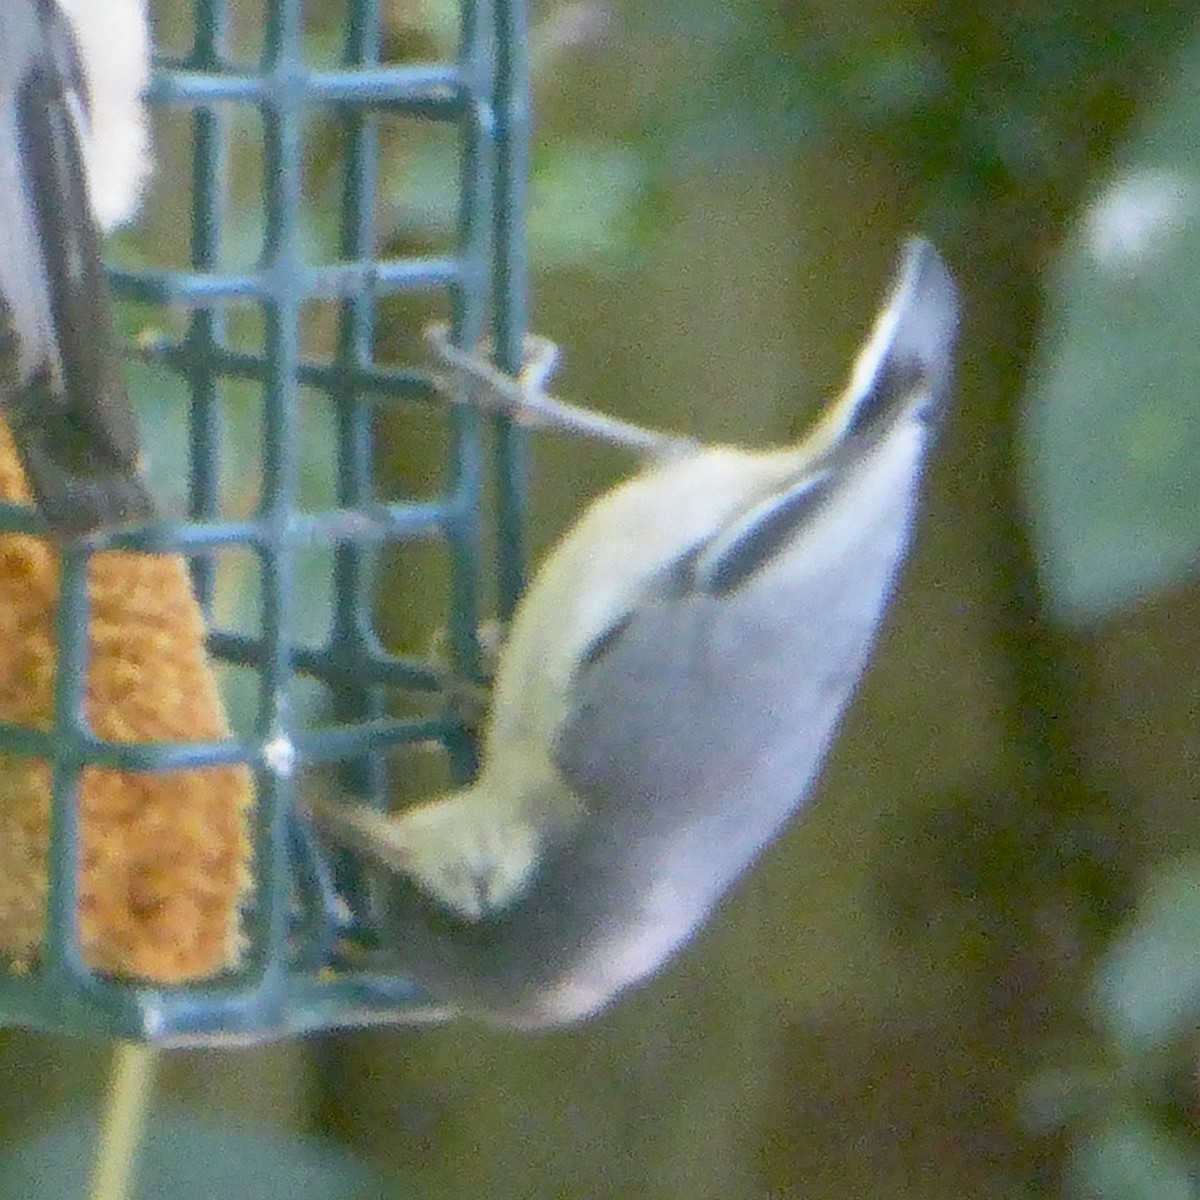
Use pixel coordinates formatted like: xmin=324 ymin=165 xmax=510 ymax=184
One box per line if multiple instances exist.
xmin=307 ymin=237 xmax=959 ymax=1028
xmin=0 ymin=0 xmax=156 ymax=534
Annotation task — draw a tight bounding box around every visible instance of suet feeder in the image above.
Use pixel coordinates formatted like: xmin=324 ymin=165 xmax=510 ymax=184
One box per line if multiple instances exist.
xmin=0 ymin=0 xmax=529 ymax=1044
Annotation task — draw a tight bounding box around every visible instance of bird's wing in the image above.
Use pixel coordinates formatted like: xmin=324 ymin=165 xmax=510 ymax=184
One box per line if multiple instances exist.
xmin=552 ymin=239 xmax=958 ymax=903
xmin=551 ymin=467 xmax=905 ymax=888
xmin=0 ymin=2 xmax=153 ymax=531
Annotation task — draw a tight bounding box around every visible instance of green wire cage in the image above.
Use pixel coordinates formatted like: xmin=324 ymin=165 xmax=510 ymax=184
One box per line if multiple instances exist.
xmin=0 ymin=0 xmax=529 ymax=1044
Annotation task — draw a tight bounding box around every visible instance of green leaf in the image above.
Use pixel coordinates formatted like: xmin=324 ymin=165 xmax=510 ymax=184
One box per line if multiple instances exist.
xmin=1091 ymin=855 xmax=1200 ymax=1058
xmin=529 ymin=140 xmax=644 ymax=273
xmin=1021 ymin=24 xmax=1200 ymax=623
xmin=1066 ymin=1108 xmax=1198 ymax=1200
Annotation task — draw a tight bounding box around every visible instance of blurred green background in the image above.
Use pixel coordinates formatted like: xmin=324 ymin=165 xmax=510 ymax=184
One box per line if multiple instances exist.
xmin=10 ymin=0 xmax=1200 ymax=1196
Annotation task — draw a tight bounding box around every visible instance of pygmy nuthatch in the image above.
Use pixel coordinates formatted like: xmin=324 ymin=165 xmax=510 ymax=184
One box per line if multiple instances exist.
xmin=309 ymin=237 xmax=959 ymax=1028
xmin=0 ymin=0 xmax=155 ymax=532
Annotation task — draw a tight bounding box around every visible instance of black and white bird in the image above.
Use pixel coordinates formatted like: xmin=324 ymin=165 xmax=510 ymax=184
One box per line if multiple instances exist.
xmin=310 ymin=238 xmax=959 ymax=1028
xmin=0 ymin=0 xmax=155 ymax=532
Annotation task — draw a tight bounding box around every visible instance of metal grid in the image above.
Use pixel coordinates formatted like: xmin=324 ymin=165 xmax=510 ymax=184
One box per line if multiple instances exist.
xmin=0 ymin=0 xmax=528 ymax=1043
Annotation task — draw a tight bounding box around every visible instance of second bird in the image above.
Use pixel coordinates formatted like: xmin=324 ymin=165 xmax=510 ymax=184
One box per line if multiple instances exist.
xmin=0 ymin=0 xmax=156 ymax=533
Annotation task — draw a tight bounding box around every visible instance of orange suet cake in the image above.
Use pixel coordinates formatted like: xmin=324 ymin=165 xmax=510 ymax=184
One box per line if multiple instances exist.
xmin=0 ymin=421 xmax=252 ymax=983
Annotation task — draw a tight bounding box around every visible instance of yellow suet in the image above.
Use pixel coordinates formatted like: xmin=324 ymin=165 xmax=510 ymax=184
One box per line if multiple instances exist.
xmin=0 ymin=420 xmax=251 ymax=982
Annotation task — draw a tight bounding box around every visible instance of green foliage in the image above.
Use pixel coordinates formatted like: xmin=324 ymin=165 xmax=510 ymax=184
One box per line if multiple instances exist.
xmin=1067 ymin=1109 xmax=1197 ymax=1200
xmin=1092 ymin=856 xmax=1200 ymax=1060
xmin=1027 ymin=858 xmax=1200 ymax=1196
xmin=528 ymin=139 xmax=644 ymax=274
xmin=1022 ymin=20 xmax=1200 ymax=622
